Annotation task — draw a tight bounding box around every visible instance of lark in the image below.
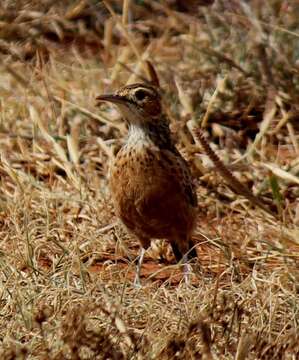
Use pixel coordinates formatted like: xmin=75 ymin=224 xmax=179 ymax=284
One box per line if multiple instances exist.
xmin=96 ymin=83 xmax=197 ymax=285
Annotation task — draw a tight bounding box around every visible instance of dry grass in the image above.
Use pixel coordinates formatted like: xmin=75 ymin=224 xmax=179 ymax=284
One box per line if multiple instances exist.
xmin=0 ymin=0 xmax=299 ymax=359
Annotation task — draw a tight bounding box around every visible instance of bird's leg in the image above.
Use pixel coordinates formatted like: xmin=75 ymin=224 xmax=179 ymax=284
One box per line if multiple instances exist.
xmin=182 ymin=253 xmax=192 ymax=285
xmin=134 ymin=247 xmax=146 ymax=288
xmin=172 ymin=239 xmax=195 ymax=285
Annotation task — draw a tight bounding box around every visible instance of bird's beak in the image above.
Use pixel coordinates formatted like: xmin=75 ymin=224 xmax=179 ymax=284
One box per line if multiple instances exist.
xmin=96 ymin=94 xmax=129 ymax=105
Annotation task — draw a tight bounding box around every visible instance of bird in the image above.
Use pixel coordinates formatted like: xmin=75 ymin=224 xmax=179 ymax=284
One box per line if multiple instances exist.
xmin=96 ymin=83 xmax=198 ymax=286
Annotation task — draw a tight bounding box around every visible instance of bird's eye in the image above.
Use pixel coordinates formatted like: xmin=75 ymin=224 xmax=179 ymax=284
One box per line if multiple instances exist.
xmin=134 ymin=89 xmax=148 ymax=101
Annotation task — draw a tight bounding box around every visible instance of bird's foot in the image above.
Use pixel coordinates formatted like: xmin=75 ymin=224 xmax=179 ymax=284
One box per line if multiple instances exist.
xmin=133 ymin=274 xmax=142 ymax=288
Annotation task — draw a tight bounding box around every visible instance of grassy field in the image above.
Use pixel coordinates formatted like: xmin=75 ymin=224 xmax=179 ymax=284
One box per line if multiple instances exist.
xmin=0 ymin=1 xmax=299 ymax=358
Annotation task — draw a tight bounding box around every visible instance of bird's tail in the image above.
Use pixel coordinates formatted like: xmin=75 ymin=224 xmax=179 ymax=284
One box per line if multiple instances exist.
xmin=171 ymin=240 xmax=197 ymax=262
xmin=188 ymin=240 xmax=197 ymax=260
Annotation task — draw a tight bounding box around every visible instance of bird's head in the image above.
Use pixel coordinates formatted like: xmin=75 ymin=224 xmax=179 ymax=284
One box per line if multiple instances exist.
xmin=96 ymin=83 xmax=162 ymax=126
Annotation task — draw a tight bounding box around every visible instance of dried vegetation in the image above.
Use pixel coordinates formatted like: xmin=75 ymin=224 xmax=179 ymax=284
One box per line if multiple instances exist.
xmin=0 ymin=0 xmax=298 ymax=359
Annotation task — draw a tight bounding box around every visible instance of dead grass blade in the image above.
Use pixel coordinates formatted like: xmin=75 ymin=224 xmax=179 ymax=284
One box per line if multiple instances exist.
xmin=262 ymin=163 xmax=299 ymax=186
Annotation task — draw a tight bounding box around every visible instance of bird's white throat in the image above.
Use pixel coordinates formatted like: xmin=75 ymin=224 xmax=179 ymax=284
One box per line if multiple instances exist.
xmin=125 ymin=124 xmax=153 ymax=150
